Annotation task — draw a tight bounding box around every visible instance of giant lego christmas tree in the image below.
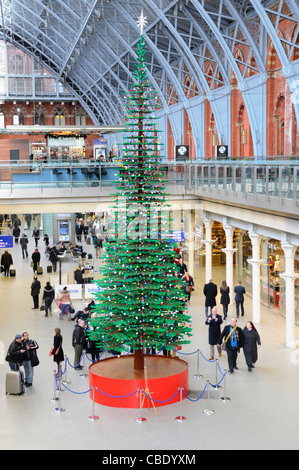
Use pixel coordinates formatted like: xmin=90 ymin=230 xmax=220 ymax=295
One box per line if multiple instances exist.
xmin=87 ymin=15 xmax=192 ymax=371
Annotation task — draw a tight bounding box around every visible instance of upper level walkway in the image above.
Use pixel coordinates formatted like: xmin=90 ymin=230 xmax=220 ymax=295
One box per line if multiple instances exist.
xmin=0 ymin=157 xmax=298 ymax=218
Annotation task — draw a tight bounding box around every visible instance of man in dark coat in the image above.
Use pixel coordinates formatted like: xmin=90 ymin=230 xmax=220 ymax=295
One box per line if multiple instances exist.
xmin=72 ymin=319 xmax=87 ymax=370
xmin=218 ymin=318 xmax=244 ymax=373
xmin=234 ymin=280 xmax=246 ymax=318
xmin=205 ymin=307 xmax=223 ymax=360
xmin=6 ymin=334 xmax=26 ymax=371
xmin=1 ymin=249 xmax=13 ymax=276
xmin=31 ymin=275 xmax=41 ymax=309
xmin=20 ymin=233 xmax=29 ymax=259
xmin=203 ymin=279 xmax=218 ymax=317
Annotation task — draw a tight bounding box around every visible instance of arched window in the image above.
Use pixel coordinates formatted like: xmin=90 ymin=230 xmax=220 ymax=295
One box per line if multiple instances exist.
xmin=13 ymin=108 xmax=25 ymax=126
xmin=35 ymin=110 xmax=45 ymax=126
xmin=75 ymin=113 xmax=86 ymax=126
xmin=54 ymin=108 xmax=65 ymax=126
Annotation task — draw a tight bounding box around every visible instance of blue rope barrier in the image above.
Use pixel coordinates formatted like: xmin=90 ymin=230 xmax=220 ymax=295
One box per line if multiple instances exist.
xmin=142 ymin=388 xmax=180 ymax=404
xmin=182 ymin=384 xmax=207 ymax=402
xmin=95 ymin=387 xmax=139 ymax=399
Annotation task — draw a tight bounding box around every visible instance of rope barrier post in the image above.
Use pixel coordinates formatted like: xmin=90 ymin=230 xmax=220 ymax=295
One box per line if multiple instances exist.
xmin=193 ymin=348 xmax=203 ymax=379
xmin=203 ymin=380 xmax=215 ymax=416
xmin=49 ymin=370 xmax=59 ymax=402
xmin=213 ymin=359 xmax=221 ymax=390
xmin=135 ymin=388 xmax=147 ymax=423
xmin=220 ymin=370 xmax=231 ymax=403
xmin=175 ymin=387 xmax=187 ymax=422
xmin=88 ymin=386 xmax=100 ymax=421
xmin=80 ymin=351 xmax=88 ymax=379
xmin=54 ymin=375 xmax=65 ymax=413
xmin=62 ymin=356 xmax=71 ymax=385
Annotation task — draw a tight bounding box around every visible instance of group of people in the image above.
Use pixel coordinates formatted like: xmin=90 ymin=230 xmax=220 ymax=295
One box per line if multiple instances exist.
xmin=6 ymin=332 xmax=39 ymax=387
xmin=205 ymin=307 xmax=261 ymax=373
xmin=203 ymin=278 xmax=246 ymax=319
xmin=6 ymin=296 xmax=99 ymax=385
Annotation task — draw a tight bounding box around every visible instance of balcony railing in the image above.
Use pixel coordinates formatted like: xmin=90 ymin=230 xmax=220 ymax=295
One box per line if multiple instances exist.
xmin=0 ymin=160 xmax=298 ymax=214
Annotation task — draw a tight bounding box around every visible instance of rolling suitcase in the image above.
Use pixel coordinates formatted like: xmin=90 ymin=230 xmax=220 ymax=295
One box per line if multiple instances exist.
xmin=5 ymin=370 xmax=25 ymax=395
xmin=37 ymin=265 xmax=43 ymax=275
xmin=9 ymin=266 xmax=16 ymax=277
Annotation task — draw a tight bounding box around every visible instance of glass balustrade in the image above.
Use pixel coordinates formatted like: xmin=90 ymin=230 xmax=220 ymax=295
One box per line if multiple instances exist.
xmin=0 ymin=160 xmax=298 ymax=203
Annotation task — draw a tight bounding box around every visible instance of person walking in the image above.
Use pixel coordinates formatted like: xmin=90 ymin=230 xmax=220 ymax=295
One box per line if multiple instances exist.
xmin=243 ymin=321 xmax=261 ymax=372
xmin=5 ymin=334 xmax=25 ymax=371
xmin=203 ymin=278 xmax=218 ymax=317
xmin=205 ymin=306 xmax=223 ymax=360
xmin=51 ymin=328 xmax=64 ymax=376
xmin=182 ymin=272 xmax=195 ymax=304
xmin=58 ymin=286 xmax=73 ymax=320
xmin=31 ymin=248 xmax=41 ymax=274
xmin=49 ymin=246 xmax=59 ymax=273
xmin=32 ymin=227 xmax=40 ymax=247
xmin=1 ymin=249 xmax=13 ymax=277
xmin=22 ymin=332 xmax=39 ymax=387
xmin=217 ymin=318 xmax=244 ymax=373
xmin=177 ymin=258 xmax=188 ymax=278
xmin=72 ymin=319 xmax=87 ymax=370
xmin=20 ymin=233 xmax=29 ymax=259
xmin=220 ymin=280 xmax=230 ymax=320
xmin=43 ymin=281 xmax=55 ymax=317
xmin=31 ymin=275 xmax=41 ymax=309
xmin=92 ymin=234 xmax=102 ymax=259
xmin=234 ymin=280 xmax=246 ymax=318
xmin=13 ymin=224 xmax=21 ymax=244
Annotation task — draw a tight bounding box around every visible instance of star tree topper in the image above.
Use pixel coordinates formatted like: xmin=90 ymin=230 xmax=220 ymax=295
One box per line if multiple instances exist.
xmin=137 ymin=9 xmax=148 ymax=35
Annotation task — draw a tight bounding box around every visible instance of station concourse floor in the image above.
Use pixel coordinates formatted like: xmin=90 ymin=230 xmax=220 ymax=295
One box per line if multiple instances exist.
xmin=0 ymin=231 xmax=299 ymax=451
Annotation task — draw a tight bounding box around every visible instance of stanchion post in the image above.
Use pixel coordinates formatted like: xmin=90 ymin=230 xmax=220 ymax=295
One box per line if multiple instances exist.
xmin=62 ymin=355 xmax=71 ymax=385
xmin=203 ymin=380 xmax=215 ymax=416
xmin=80 ymin=351 xmax=88 ymax=378
xmin=213 ymin=359 xmax=221 ymax=390
xmin=88 ymin=386 xmax=100 ymax=421
xmin=54 ymin=375 xmax=65 ymax=413
xmin=49 ymin=370 xmax=59 ymax=402
xmin=220 ymin=370 xmax=231 ymax=403
xmin=193 ymin=348 xmax=203 ymax=379
xmin=175 ymin=387 xmax=187 ymax=422
xmin=135 ymin=388 xmax=147 ymax=423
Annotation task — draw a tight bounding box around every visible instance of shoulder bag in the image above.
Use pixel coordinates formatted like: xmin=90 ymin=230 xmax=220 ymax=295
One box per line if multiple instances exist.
xmin=222 ymin=326 xmax=237 ymax=351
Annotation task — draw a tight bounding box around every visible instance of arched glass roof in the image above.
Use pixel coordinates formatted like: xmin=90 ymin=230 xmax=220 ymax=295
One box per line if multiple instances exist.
xmin=0 ymin=0 xmax=298 ymax=125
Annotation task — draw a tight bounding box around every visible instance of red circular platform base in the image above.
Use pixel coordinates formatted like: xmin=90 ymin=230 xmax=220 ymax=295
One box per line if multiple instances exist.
xmin=89 ymin=355 xmax=189 ymax=408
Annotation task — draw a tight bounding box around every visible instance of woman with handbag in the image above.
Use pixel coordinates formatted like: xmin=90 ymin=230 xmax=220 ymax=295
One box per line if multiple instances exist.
xmin=51 ymin=328 xmax=64 ymax=376
xmin=182 ymin=273 xmax=194 ymax=304
xmin=58 ymin=286 xmax=73 ymax=320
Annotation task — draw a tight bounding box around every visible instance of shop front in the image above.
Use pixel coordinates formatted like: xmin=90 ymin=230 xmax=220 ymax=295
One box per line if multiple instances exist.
xmin=47 ymin=135 xmax=86 ymax=162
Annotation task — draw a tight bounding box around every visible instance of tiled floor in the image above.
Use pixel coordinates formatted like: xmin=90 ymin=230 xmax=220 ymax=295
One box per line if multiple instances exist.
xmin=0 ymin=225 xmax=299 ymax=450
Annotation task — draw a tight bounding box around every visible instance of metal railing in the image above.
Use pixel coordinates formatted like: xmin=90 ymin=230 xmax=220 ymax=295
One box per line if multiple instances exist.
xmin=0 ymin=159 xmax=298 ymax=208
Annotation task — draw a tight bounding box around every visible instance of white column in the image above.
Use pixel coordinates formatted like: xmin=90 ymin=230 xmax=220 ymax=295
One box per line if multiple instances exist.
xmin=187 ymin=214 xmax=195 ymax=278
xmin=202 ymin=218 xmax=215 ymax=283
xmin=280 ymin=242 xmax=298 ymax=348
xmin=222 ymin=224 xmax=237 ymax=294
xmin=247 ymin=232 xmax=263 ymax=324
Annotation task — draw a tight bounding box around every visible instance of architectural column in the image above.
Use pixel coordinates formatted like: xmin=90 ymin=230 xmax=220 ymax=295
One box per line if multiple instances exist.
xmin=247 ymin=232 xmax=263 ymax=324
xmin=280 ymin=242 xmax=298 ymax=348
xmin=202 ymin=218 xmax=215 ymax=283
xmin=222 ymin=224 xmax=237 ymax=294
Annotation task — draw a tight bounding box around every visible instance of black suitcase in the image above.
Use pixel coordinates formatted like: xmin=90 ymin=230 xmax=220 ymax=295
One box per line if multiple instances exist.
xmin=47 ymin=265 xmax=53 ymax=273
xmin=6 ymin=370 xmax=25 ymax=395
xmin=9 ymin=267 xmax=16 ymax=277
